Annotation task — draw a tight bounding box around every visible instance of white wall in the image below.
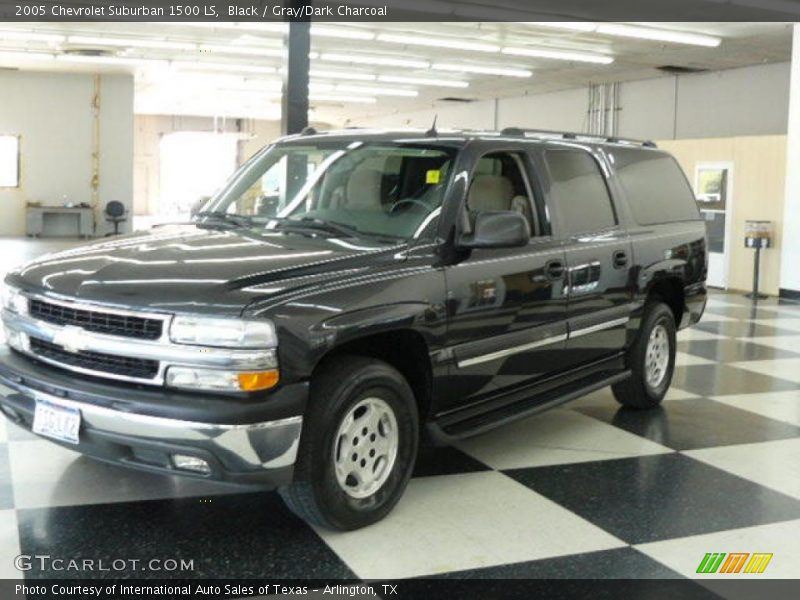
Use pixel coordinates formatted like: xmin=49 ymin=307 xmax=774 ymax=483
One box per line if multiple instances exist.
xmin=355 ymin=62 xmax=790 ymax=141
xmin=780 ymin=25 xmax=800 ymax=296
xmin=0 ymin=71 xmax=134 ymax=236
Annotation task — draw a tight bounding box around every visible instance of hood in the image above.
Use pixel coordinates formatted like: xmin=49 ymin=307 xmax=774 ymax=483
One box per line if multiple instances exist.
xmin=9 ymin=225 xmax=405 ymax=316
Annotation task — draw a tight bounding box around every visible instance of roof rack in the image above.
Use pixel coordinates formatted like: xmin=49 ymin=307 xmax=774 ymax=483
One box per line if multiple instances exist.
xmin=499 ymin=127 xmax=657 ymax=148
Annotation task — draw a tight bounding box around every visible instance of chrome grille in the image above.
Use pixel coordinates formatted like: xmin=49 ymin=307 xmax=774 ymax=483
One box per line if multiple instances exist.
xmin=29 ymin=337 xmax=160 ymax=380
xmin=29 ymin=298 xmax=163 ymax=340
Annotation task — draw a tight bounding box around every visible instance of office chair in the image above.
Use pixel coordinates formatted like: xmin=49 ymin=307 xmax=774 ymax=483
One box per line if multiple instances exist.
xmin=104 ymin=201 xmax=127 ymax=236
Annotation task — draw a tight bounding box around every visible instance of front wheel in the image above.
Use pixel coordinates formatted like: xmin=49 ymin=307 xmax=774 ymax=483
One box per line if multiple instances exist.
xmin=279 ymin=356 xmax=419 ymax=530
xmin=613 ymin=301 xmax=677 ymax=409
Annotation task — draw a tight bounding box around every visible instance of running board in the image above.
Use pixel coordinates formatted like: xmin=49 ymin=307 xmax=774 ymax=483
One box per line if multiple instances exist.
xmin=427 ymin=369 xmax=631 ymax=443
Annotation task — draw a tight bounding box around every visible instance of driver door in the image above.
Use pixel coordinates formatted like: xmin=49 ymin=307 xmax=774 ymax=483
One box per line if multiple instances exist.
xmin=440 ymin=145 xmax=568 ymax=413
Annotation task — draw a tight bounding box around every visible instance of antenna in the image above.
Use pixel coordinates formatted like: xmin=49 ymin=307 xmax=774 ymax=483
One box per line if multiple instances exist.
xmin=425 ymin=115 xmax=438 ymax=137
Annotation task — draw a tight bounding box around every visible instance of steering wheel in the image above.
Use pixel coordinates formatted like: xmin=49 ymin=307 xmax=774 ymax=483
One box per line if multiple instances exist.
xmin=389 ymin=199 xmax=430 ymax=214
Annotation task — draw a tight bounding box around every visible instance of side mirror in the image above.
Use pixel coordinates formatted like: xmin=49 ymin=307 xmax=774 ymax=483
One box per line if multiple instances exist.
xmin=459 ymin=210 xmax=530 ymax=249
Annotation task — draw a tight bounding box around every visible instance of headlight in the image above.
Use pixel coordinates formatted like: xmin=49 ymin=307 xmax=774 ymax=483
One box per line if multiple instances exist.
xmin=170 ymin=316 xmax=277 ymax=348
xmin=1 ymin=284 xmax=27 ymax=315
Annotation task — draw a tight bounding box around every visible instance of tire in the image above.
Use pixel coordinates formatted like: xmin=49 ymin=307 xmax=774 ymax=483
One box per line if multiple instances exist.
xmin=612 ymin=301 xmax=677 ymax=409
xmin=279 ymin=356 xmax=419 ymax=531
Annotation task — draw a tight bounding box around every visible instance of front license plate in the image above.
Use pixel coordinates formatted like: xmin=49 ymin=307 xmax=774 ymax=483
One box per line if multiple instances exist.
xmin=32 ymin=399 xmax=81 ymax=444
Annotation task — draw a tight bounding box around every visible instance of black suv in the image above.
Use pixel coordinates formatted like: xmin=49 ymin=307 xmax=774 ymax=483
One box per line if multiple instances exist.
xmin=0 ymin=128 xmax=706 ymax=530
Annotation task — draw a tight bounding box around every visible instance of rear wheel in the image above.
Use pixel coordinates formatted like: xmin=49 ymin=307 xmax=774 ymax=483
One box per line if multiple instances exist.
xmin=613 ymin=301 xmax=676 ymax=409
xmin=280 ymin=356 xmax=419 ymax=530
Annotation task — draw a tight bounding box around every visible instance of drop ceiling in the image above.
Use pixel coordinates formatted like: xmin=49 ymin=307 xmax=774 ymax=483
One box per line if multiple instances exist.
xmin=0 ymin=21 xmax=792 ymax=124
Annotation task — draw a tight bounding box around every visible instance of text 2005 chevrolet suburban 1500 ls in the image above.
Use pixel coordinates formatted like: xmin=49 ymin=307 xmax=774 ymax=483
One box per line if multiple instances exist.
xmin=0 ymin=128 xmax=706 ymax=530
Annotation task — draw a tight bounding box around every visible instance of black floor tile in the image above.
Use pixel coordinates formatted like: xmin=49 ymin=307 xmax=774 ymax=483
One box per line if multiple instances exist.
xmin=576 ymin=399 xmax=800 ymax=450
xmin=693 ymin=321 xmax=798 ymax=338
xmin=16 ymin=492 xmax=355 ymax=579
xmin=504 ymin=453 xmax=800 ymax=544
xmin=413 ymin=444 xmax=490 ymax=478
xmin=433 ymin=547 xmax=682 ymax=579
xmin=0 ymin=444 xmax=12 ymax=510
xmin=677 ymin=338 xmax=800 ymax=362
xmin=671 ymin=364 xmax=797 ymax=396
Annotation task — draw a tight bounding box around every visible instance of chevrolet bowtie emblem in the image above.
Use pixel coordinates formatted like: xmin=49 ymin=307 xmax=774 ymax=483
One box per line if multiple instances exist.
xmin=51 ymin=326 xmax=89 ymax=354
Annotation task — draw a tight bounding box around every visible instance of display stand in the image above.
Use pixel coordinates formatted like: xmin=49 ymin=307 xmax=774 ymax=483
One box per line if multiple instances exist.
xmin=744 ymin=221 xmax=772 ymax=301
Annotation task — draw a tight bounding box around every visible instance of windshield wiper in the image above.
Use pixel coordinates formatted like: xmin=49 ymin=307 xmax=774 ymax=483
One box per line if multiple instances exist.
xmin=193 ymin=211 xmax=253 ymax=228
xmin=268 ymin=217 xmax=363 ymax=238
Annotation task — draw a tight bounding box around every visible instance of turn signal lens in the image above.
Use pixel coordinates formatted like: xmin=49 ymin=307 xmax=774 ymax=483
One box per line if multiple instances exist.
xmin=238 ymin=370 xmax=280 ymax=391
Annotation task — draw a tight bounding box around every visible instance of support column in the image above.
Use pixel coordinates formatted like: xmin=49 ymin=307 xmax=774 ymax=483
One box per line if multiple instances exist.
xmin=281 ymin=17 xmax=310 ymax=136
xmin=780 ymin=24 xmax=800 ymax=299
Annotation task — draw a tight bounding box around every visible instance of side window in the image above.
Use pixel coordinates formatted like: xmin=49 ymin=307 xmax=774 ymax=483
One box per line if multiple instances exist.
xmin=466 ymin=151 xmax=539 ymax=235
xmin=544 ymin=148 xmax=616 ymax=235
xmin=609 ymin=148 xmax=700 ymax=225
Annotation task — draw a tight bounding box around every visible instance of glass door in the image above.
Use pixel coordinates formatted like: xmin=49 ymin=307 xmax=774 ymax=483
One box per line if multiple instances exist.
xmin=695 ymin=163 xmax=733 ymax=289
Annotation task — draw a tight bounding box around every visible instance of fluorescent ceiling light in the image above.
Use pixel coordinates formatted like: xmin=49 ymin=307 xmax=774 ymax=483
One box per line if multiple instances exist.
xmin=595 ymin=23 xmax=721 ymax=47
xmin=0 ymin=51 xmax=55 ymax=62
xmin=0 ymin=30 xmax=65 ymax=43
xmin=501 ymin=47 xmax=613 ymax=64
xmin=310 ymin=69 xmax=376 ymax=81
xmin=311 ymin=94 xmax=377 ymax=104
xmin=320 ymin=52 xmax=429 ymax=69
xmin=431 ymin=63 xmax=532 ymax=78
xmin=67 ymin=36 xmax=196 ymax=51
xmin=176 ymin=62 xmax=276 ymax=74
xmin=376 ymin=33 xmax=499 ymax=53
xmin=312 ymin=26 xmax=375 ymax=41
xmin=334 ymin=84 xmax=418 ymax=97
xmin=56 ymin=55 xmax=168 ymax=67
xmin=378 ymin=75 xmax=468 ymax=88
xmin=200 ymin=44 xmax=285 ymax=57
xmin=525 ymin=22 xmax=597 ymax=32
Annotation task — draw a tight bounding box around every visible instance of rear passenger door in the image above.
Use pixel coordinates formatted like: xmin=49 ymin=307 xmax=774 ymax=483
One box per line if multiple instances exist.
xmin=537 ymin=145 xmax=634 ymax=367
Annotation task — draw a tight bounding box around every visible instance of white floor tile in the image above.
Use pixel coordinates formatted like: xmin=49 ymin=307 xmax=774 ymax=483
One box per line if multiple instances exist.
xmin=710 ymin=390 xmax=800 ymax=427
xmin=752 ymin=319 xmax=800 ymax=332
xmin=678 ymin=328 xmax=727 ymax=342
xmin=685 ymin=439 xmax=800 ymax=500
xmin=0 ymin=509 xmax=20 ymax=578
xmin=0 ymin=417 xmax=7 ymax=444
xmin=729 ymin=358 xmax=800 ymax=384
xmin=8 ymin=439 xmax=248 ymax=509
xmin=569 ymin=385 xmax=698 ymax=409
xmin=699 ymin=313 xmax=737 ymax=322
xmin=740 ymin=336 xmax=800 ymax=353
xmin=675 ymin=352 xmax=716 ymax=367
xmin=316 ymin=471 xmax=624 ymax=579
xmin=455 ymin=409 xmax=672 ymax=470
xmin=637 ymin=519 xmax=800 ymax=579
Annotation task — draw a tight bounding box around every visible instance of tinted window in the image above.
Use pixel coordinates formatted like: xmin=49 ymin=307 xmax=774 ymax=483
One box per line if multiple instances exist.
xmin=544 ymin=149 xmax=616 ymax=235
xmin=610 ymin=149 xmax=700 ymax=225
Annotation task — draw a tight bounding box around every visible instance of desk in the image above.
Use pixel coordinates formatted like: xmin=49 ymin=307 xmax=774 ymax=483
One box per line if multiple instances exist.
xmin=26 ymin=206 xmax=94 ymax=239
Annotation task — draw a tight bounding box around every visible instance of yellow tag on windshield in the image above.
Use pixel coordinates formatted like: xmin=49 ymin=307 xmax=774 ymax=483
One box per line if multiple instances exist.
xmin=426 ymin=169 xmax=441 ymax=184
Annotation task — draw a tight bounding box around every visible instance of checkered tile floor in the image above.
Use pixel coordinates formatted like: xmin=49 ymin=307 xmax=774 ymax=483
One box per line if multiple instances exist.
xmin=1 ymin=239 xmax=800 ymax=581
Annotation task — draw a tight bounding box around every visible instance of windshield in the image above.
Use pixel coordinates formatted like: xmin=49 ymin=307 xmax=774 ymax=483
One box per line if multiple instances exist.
xmin=197 ymin=140 xmax=457 ymax=240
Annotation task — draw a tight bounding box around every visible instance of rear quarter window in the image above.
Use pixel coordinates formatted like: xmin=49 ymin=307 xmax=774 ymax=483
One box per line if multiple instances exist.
xmin=609 ymin=148 xmax=700 ymax=225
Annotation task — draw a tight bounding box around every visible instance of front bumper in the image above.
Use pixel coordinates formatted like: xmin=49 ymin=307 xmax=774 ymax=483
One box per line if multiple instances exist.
xmin=0 ymin=348 xmax=307 ymax=486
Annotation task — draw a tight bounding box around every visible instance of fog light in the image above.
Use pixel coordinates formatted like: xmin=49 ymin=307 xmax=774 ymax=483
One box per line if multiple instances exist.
xmin=171 ymin=454 xmax=211 ymax=475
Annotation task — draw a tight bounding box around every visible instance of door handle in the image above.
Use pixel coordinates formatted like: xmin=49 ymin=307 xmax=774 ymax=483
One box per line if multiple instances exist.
xmin=613 ymin=250 xmax=628 ymax=269
xmin=545 ymin=260 xmax=565 ymax=280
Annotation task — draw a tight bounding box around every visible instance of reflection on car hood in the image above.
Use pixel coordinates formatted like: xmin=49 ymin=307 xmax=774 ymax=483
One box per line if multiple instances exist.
xmin=8 ymin=225 xmax=405 ymax=316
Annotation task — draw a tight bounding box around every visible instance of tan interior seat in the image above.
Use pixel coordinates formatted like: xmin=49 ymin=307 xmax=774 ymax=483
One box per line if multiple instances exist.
xmin=345 ymin=167 xmax=384 ymax=210
xmin=468 ymin=174 xmax=514 ymax=212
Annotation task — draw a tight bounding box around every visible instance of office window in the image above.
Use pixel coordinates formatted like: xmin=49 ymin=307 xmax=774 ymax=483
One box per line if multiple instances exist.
xmin=0 ymin=135 xmax=20 ymax=187
xmin=544 ymin=148 xmax=616 ymax=235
